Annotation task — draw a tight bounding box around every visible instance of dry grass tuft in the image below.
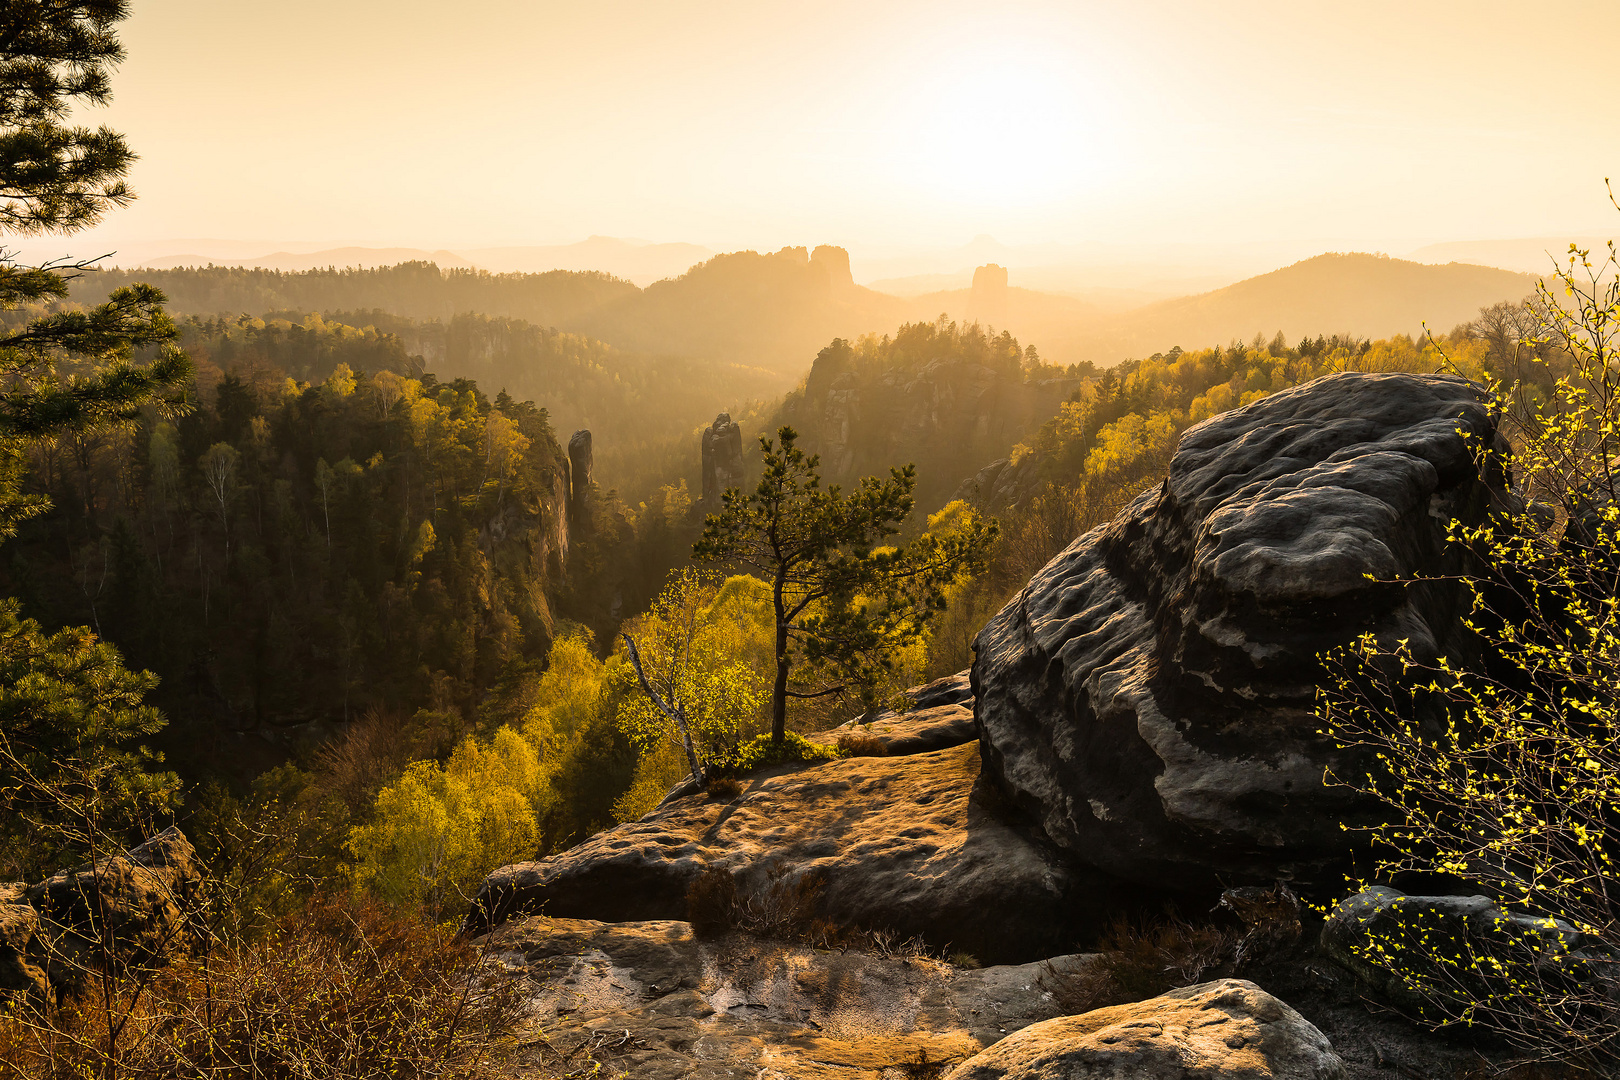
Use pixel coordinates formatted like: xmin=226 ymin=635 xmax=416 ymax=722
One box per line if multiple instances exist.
xmin=704 ymin=775 xmax=745 ymax=802
xmin=835 ymin=730 xmax=889 ymax=757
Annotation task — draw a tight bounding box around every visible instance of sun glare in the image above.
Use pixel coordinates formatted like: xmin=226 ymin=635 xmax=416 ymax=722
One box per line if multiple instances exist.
xmin=878 ymin=50 xmax=1111 ymax=207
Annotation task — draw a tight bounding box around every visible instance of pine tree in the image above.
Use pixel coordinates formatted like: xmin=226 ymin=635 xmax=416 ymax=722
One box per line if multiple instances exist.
xmin=0 ymin=0 xmax=190 ymax=538
xmin=694 ymin=426 xmax=995 ymax=741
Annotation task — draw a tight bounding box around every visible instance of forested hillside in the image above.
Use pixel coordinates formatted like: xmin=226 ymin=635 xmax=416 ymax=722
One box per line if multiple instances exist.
xmin=1 ymin=360 xmax=583 ymax=784
xmin=772 ymin=319 xmax=1090 ymax=515
xmin=72 ymin=245 xmax=909 ymax=374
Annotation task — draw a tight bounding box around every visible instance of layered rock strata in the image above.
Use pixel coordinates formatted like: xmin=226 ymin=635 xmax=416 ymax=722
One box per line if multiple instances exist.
xmin=974 ymin=372 xmax=1507 ymax=890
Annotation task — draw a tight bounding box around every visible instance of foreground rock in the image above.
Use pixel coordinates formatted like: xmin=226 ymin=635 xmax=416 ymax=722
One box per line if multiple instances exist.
xmin=943 ymin=979 xmax=1346 ymax=1080
xmin=484 ymin=915 xmax=1091 ymax=1080
xmin=470 ymin=742 xmax=1140 ymax=963
xmin=1321 ymin=886 xmax=1613 ymax=1023
xmin=974 ymin=372 xmax=1507 ymax=892
xmin=814 ymin=702 xmax=976 ymax=756
xmin=1 ymin=828 xmax=201 ymax=1003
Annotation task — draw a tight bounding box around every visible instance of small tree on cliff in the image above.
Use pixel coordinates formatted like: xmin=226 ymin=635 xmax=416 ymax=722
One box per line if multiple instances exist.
xmin=695 ymin=426 xmax=995 ymax=742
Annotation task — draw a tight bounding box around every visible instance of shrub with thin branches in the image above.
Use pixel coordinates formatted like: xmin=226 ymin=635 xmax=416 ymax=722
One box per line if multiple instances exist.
xmin=0 ymin=894 xmax=520 ymax=1080
xmin=1317 ymin=222 xmax=1620 ymax=1067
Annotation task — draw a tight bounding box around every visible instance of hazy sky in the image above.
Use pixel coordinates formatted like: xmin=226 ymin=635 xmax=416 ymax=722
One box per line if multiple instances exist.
xmin=32 ymin=0 xmax=1620 ymax=256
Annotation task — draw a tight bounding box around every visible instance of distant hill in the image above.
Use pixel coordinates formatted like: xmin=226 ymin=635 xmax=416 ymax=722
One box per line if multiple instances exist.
xmin=1085 ymin=253 xmax=1538 ymax=359
xmin=72 ymin=262 xmax=641 ymax=328
xmin=455 ymin=236 xmax=715 ymax=285
xmin=1407 ymin=236 xmax=1611 ymax=275
xmin=137 ymin=246 xmax=478 ymax=271
xmin=572 ymin=245 xmax=907 ymax=373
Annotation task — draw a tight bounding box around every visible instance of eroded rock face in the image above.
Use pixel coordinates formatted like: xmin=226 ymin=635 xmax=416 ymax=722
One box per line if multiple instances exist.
xmin=468 ymin=742 xmax=1139 ymax=963
xmin=482 ymin=915 xmax=1092 ymax=1080
xmin=701 ymin=412 xmax=745 ymax=505
xmin=974 ymin=372 xmax=1507 ymax=891
xmin=943 ymin=979 xmax=1346 ymax=1080
xmin=566 ymin=429 xmax=592 ymax=523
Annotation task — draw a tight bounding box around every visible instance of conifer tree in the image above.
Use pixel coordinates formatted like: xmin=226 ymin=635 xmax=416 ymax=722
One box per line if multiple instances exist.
xmin=695 ymin=426 xmax=995 ymax=741
xmin=0 ymin=0 xmax=190 ymax=538
xmin=0 ymin=2 xmax=188 ymax=872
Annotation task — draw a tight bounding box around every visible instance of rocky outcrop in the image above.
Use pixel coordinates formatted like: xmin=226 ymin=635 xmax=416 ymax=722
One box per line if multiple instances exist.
xmin=0 ymin=884 xmax=47 ymax=1002
xmin=1320 ymin=886 xmax=1612 ymax=1023
xmin=2 ymin=828 xmax=201 ymax=1004
xmin=974 ymin=372 xmax=1508 ymax=892
xmin=468 ymin=741 xmax=1149 ymax=964
xmin=970 ymin=263 xmax=1009 ymax=328
xmin=566 ymin=429 xmax=592 ymax=524
xmin=700 ymin=412 xmax=746 ymax=505
xmin=815 ymin=702 xmax=977 ymax=756
xmin=943 ymin=979 xmax=1346 ymax=1080
xmin=482 ymin=915 xmax=1093 ymax=1080
xmin=954 ymin=452 xmax=1046 ymax=511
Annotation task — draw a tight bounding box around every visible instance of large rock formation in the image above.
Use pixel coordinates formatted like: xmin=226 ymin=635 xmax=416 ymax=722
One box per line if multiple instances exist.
xmin=783 ymin=348 xmax=1080 ymax=514
xmin=943 ymin=979 xmax=1347 ymax=1080
xmin=468 ymin=741 xmax=1146 ymax=964
xmin=973 ymin=372 xmax=1508 ymax=892
xmin=700 ymin=412 xmax=746 ymax=505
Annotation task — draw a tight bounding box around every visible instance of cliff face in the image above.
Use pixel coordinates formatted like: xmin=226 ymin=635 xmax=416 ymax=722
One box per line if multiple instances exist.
xmin=779 ymin=346 xmax=1078 ymax=515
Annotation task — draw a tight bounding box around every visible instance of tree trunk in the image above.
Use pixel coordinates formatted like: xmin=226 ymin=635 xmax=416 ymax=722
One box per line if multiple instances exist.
xmin=772 ymin=572 xmax=789 ymax=742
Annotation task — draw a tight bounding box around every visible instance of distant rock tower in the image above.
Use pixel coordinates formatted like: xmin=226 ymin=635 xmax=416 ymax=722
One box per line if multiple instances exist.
xmin=970 ymin=263 xmax=1009 ymax=329
xmin=567 ymin=430 xmax=592 ymax=525
xmin=701 ymin=413 xmax=745 ymax=506
xmin=811 ymin=245 xmax=854 ymax=288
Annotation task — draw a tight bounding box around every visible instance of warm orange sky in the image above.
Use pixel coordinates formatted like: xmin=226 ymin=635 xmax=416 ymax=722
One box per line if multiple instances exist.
xmin=30 ymin=0 xmax=1620 ymax=258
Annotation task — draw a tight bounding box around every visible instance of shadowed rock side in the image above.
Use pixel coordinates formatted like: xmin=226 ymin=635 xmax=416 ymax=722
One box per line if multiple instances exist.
xmin=973 ymin=372 xmax=1509 ymax=893
xmin=468 ymin=742 xmax=1156 ymax=964
xmin=700 ymin=411 xmax=745 ymax=506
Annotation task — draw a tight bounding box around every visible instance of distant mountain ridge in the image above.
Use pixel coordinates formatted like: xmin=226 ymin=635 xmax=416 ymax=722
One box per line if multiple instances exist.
xmin=74 ymin=249 xmax=1541 ymax=376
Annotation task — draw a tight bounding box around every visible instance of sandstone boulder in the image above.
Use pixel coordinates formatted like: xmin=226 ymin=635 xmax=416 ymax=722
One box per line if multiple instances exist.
xmin=908 ymin=670 xmax=974 ymax=710
xmin=469 ymin=742 xmax=1141 ymax=963
xmin=974 ymin=372 xmax=1507 ymax=891
xmin=816 ymin=702 xmax=977 ymax=756
xmin=0 ymin=883 xmax=47 ymax=1003
xmin=481 ymin=914 xmax=1092 ymax=1080
xmin=26 ymin=827 xmax=201 ymax=991
xmin=943 ymin=979 xmax=1346 ymax=1080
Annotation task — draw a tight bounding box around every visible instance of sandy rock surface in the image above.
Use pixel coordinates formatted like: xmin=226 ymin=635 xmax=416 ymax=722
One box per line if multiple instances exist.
xmin=974 ymin=372 xmax=1508 ymax=892
xmin=484 ymin=915 xmax=1092 ymax=1079
xmin=813 ymin=702 xmax=977 ymax=756
xmin=943 ymin=979 xmax=1346 ymax=1080
xmin=470 ymin=742 xmax=1128 ymax=963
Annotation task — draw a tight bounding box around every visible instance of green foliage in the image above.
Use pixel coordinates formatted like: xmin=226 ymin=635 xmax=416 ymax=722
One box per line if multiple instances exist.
xmin=615 ymin=569 xmax=770 ymax=760
xmin=696 ymin=426 xmax=996 ymax=739
xmin=0 ymin=1 xmax=133 ymax=236
xmin=1315 ymin=235 xmax=1620 ymax=1065
xmin=4 ymin=363 xmax=581 ymax=777
xmin=350 ymin=627 xmax=645 ymax=914
xmin=348 ymin=726 xmax=550 ymax=920
xmin=0 ymin=597 xmax=176 ymax=876
xmin=712 ymin=730 xmax=841 ymax=776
